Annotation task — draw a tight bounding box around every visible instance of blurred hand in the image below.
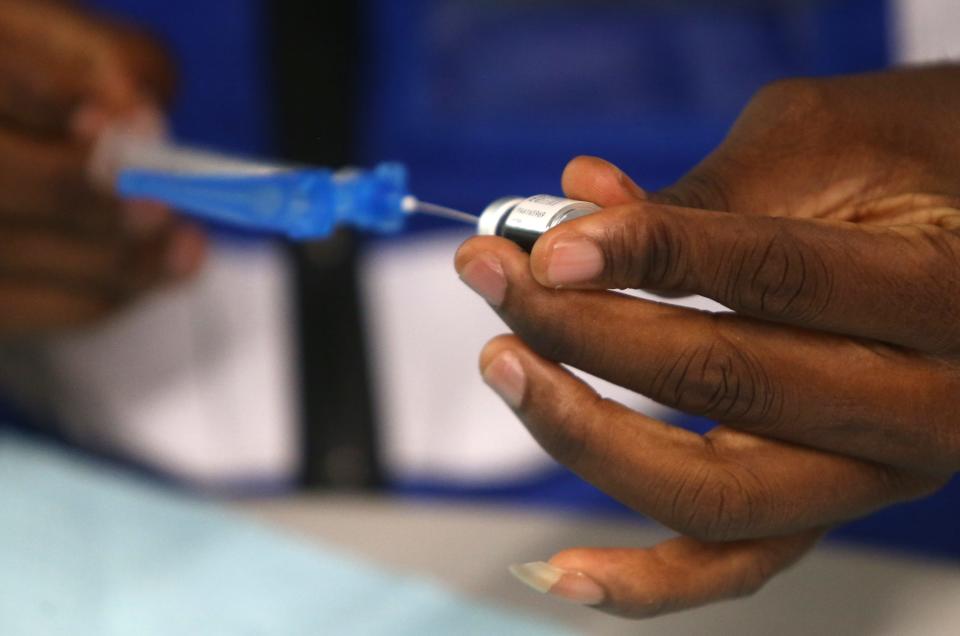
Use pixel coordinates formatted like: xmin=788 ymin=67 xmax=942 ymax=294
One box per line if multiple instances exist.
xmin=456 ymin=66 xmax=960 ymax=617
xmin=0 ymin=0 xmax=205 ymax=338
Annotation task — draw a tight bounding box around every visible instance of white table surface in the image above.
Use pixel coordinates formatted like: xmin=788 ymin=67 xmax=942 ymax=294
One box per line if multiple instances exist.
xmin=241 ymin=496 xmax=960 ymax=636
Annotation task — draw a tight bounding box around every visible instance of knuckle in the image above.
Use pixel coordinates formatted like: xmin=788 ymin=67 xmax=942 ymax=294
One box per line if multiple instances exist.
xmin=596 ymin=217 xmax=642 ymax=288
xmin=899 ymin=227 xmax=960 ymax=352
xmin=751 ymin=77 xmax=829 ymax=127
xmin=531 ymin=396 xmax=597 ymax=468
xmin=649 ymin=318 xmax=785 ymax=425
xmin=668 ymin=460 xmax=764 ymax=542
xmin=739 ymin=78 xmax=837 ymax=163
xmin=717 ymin=222 xmax=835 ymax=323
xmin=601 ymin=209 xmax=690 ymax=290
xmin=538 ymin=422 xmax=591 ymax=470
xmin=514 ymin=299 xmax=590 ymax=364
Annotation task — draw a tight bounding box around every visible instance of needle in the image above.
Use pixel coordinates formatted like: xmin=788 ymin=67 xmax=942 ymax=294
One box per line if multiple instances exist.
xmin=402 ymin=196 xmax=477 ymax=225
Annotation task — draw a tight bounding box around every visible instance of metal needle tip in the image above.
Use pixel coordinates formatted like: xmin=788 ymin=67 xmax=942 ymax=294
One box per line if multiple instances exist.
xmin=402 ymin=196 xmax=477 ymax=225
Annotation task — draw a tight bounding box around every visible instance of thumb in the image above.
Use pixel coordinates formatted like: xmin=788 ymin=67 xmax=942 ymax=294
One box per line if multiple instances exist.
xmin=509 ymin=529 xmax=823 ymax=619
xmin=561 ymin=155 xmax=648 ymax=206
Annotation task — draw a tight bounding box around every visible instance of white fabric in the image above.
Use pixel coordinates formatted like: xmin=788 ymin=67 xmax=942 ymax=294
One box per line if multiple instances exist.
xmin=892 ymin=0 xmax=960 ymax=63
xmin=0 ymin=241 xmax=300 ymax=487
xmin=361 ymin=231 xmax=727 ymax=485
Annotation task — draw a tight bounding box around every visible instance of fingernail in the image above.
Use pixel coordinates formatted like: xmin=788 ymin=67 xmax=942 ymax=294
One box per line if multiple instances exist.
xmin=482 ymin=351 xmax=525 ymax=409
xmin=459 ymin=254 xmax=506 ymax=306
xmin=546 ymin=238 xmax=604 ymax=286
xmin=509 ymin=562 xmax=606 ymax=606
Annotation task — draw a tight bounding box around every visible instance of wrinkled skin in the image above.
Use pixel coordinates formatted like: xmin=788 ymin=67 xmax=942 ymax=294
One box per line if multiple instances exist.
xmin=457 ymin=66 xmax=960 ymax=617
xmin=0 ymin=0 xmax=205 ymax=338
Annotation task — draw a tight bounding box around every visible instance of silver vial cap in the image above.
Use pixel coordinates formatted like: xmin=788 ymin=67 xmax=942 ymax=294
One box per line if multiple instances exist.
xmin=477 ymin=197 xmax=524 ymax=237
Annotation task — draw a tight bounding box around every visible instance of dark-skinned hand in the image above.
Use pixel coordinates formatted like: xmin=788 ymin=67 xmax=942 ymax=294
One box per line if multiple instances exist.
xmin=456 ymin=66 xmax=960 ymax=618
xmin=0 ymin=0 xmax=206 ymax=338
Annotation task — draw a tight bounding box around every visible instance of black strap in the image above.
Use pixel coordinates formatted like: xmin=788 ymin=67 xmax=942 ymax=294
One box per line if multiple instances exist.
xmin=269 ymin=0 xmax=383 ymax=489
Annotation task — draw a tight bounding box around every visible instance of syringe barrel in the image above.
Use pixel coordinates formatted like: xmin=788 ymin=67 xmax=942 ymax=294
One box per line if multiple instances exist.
xmin=117 ymin=162 xmax=411 ymax=239
xmin=477 ymin=195 xmax=600 ymax=251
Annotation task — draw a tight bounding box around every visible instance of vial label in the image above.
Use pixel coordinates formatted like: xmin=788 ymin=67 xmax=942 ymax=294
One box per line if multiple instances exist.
xmin=499 ymin=196 xmax=600 ymax=251
xmin=509 ymin=195 xmax=584 ymax=234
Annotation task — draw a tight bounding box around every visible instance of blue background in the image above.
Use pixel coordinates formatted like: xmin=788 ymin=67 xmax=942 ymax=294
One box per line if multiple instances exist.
xmin=53 ymin=0 xmax=958 ymax=559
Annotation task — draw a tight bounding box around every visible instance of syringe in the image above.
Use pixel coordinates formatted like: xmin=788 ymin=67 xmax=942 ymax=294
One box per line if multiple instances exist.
xmin=97 ymin=130 xmax=602 ymax=246
xmin=95 ymin=129 xmax=482 ymax=239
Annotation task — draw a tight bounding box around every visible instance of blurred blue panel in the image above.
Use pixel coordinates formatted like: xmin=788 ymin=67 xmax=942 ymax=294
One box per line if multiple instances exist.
xmin=831 ymin=476 xmax=960 ymax=560
xmin=83 ymin=0 xmax=273 ymax=155
xmin=358 ymin=0 xmax=889 ymax=226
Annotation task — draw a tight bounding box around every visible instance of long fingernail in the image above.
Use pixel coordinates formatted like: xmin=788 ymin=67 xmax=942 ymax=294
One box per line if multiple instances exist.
xmin=459 ymin=254 xmax=506 ymax=306
xmin=482 ymin=351 xmax=526 ymax=409
xmin=509 ymin=562 xmax=606 ymax=606
xmin=546 ymin=238 xmax=604 ymax=286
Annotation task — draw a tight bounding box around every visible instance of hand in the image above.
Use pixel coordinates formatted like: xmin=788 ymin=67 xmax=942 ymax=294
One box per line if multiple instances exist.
xmin=651 ymin=65 xmax=960 ymax=223
xmin=0 ymin=0 xmax=205 ymax=338
xmin=455 ymin=66 xmax=960 ymax=617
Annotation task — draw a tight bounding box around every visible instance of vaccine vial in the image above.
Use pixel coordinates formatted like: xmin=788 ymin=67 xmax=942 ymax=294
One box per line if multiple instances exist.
xmin=477 ymin=195 xmax=600 ymax=251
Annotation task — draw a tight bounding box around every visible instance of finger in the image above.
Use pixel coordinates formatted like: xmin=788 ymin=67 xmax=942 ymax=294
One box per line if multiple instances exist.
xmin=560 ymin=156 xmax=698 ymax=301
xmin=98 ymin=17 xmax=177 ymax=107
xmin=653 ymin=154 xmax=736 ymax=212
xmin=528 ymin=202 xmax=960 ymax=354
xmin=478 ymin=334 xmax=942 ymax=541
xmin=510 ymin=529 xmax=822 ymax=618
xmin=0 ymin=1 xmax=130 ymax=133
xmin=0 ymin=129 xmax=124 ymax=235
xmin=0 ymin=0 xmax=169 ymax=136
xmin=0 ymin=281 xmax=119 ymax=336
xmin=561 ymin=155 xmax=647 ymax=207
xmin=0 ymin=222 xmax=197 ymax=294
xmin=0 ymin=224 xmax=205 ymax=339
xmin=459 ymin=235 xmax=960 ymax=472
xmin=0 ymin=228 xmax=128 ymax=292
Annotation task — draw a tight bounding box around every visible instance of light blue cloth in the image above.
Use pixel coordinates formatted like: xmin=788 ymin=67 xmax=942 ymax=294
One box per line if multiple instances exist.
xmin=0 ymin=433 xmax=572 ymax=636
